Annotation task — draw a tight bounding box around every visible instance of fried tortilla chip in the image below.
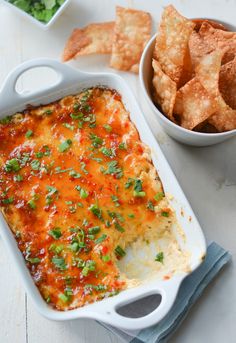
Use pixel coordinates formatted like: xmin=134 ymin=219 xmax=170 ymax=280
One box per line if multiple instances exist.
xmin=189 ymin=31 xmax=214 ymax=69
xmin=219 ymin=57 xmax=236 ymax=110
xmin=62 ymin=22 xmax=114 ymax=62
xmin=152 ymin=59 xmax=177 ymax=121
xmin=192 ymin=19 xmax=228 ymax=32
xmin=153 ymin=5 xmax=195 ymax=87
xmin=110 ymin=6 xmax=151 ymax=73
xmin=195 ymin=49 xmax=236 ymax=131
xmin=198 ymin=22 xmax=236 ymax=64
xmin=174 ymin=78 xmax=218 ymax=130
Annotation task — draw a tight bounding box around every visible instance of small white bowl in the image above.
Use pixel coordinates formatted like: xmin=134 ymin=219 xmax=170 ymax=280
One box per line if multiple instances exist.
xmin=1 ymin=0 xmax=71 ymax=29
xmin=139 ymin=34 xmax=236 ymax=146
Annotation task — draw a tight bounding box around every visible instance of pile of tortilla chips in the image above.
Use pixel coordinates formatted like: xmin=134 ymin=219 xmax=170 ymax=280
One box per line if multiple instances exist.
xmin=62 ymin=6 xmax=151 ymax=74
xmin=152 ymin=5 xmax=236 ymax=132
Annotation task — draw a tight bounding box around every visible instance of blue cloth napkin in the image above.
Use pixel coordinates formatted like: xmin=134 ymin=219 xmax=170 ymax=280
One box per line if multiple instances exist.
xmin=99 ymin=242 xmax=231 ymax=343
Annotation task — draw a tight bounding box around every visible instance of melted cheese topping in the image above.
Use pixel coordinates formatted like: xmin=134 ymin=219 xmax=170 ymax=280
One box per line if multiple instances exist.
xmin=0 ymin=88 xmax=188 ymax=311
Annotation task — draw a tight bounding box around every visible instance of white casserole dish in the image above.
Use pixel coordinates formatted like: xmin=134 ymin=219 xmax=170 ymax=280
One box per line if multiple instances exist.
xmin=0 ymin=59 xmax=206 ymax=330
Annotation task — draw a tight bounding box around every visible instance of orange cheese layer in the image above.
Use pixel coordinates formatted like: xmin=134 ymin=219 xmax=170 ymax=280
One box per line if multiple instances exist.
xmin=0 ymin=88 xmax=172 ymax=310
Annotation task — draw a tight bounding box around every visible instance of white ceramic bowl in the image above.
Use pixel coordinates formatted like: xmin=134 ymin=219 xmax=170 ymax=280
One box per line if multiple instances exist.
xmin=139 ymin=34 xmax=236 ymax=147
xmin=0 ymin=59 xmax=206 ymax=330
xmin=1 ymin=0 xmax=71 ymax=29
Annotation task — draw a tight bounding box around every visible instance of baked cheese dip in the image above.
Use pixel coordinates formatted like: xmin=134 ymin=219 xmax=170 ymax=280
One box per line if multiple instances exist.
xmin=0 ymin=87 xmax=189 ymax=310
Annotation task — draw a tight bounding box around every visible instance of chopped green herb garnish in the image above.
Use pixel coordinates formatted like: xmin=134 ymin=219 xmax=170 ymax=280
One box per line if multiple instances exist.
xmin=95 ymin=234 xmax=107 ymax=244
xmin=5 ymin=158 xmax=20 ymax=172
xmin=0 ymin=115 xmax=12 ymax=125
xmin=115 ymin=245 xmax=126 ymax=257
xmin=35 ymin=152 xmax=44 ymax=158
xmin=161 ymin=211 xmax=169 ymax=217
xmin=55 ymin=167 xmax=73 ymax=174
xmin=111 ymin=195 xmax=120 ymax=207
xmin=63 ymin=123 xmax=75 ymax=131
xmin=52 ymin=256 xmax=67 ymax=271
xmin=100 ymin=147 xmax=116 ymax=157
xmin=80 ymin=162 xmax=89 ymax=174
xmin=154 ymin=192 xmax=165 ymax=201
xmin=103 ymin=124 xmax=112 ymax=132
xmin=81 ymin=260 xmax=96 ymax=276
xmin=128 ymin=213 xmax=135 ymax=218
xmin=101 ymin=161 xmax=123 ymax=179
xmin=69 ymin=241 xmax=80 ymax=252
xmin=89 ymin=203 xmax=103 ymax=220
xmin=133 ymin=179 xmax=146 ymax=197
xmin=118 ymin=142 xmax=127 ymax=150
xmin=13 ymin=174 xmax=23 ymax=182
xmin=88 ymin=226 xmax=100 ymax=235
xmin=114 ymin=222 xmax=125 ymax=232
xmin=48 ymin=227 xmax=62 ymax=240
xmin=25 ymin=130 xmax=33 ymax=138
xmin=155 ymin=252 xmax=164 ymax=263
xmin=84 ymin=284 xmax=107 ymax=292
xmin=27 ymin=257 xmax=41 ymax=264
xmin=147 ymin=200 xmax=155 ymax=211
xmin=58 ymin=139 xmax=72 ymax=152
xmin=125 ymin=178 xmax=133 ymax=189
xmin=49 ymin=244 xmax=64 ymax=254
xmin=44 ymin=109 xmax=52 ymax=115
xmin=69 ymin=170 xmax=81 ymax=178
xmin=89 ymin=133 xmax=103 ymax=148
xmin=30 ymin=159 xmax=41 ymax=170
xmin=80 ymin=188 xmax=88 ymax=199
xmin=27 ymin=199 xmax=36 ymax=209
xmin=2 ymin=196 xmax=14 ymax=204
xmin=102 ymin=254 xmax=110 ymax=262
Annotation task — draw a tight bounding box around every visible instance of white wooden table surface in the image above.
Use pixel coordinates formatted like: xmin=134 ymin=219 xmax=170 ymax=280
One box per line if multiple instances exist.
xmin=0 ymin=0 xmax=235 ymax=342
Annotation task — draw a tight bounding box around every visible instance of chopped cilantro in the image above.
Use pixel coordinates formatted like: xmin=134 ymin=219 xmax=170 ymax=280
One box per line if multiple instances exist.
xmin=125 ymin=178 xmax=133 ymax=189
xmin=89 ymin=133 xmax=103 ymax=148
xmin=58 ymin=139 xmax=72 ymax=152
xmin=101 ymin=161 xmax=123 ymax=179
xmin=133 ymin=179 xmax=146 ymax=197
xmin=80 ymin=188 xmax=88 ymax=199
xmin=100 ymin=147 xmax=116 ymax=157
xmin=25 ymin=130 xmax=33 ymax=138
xmin=155 ymin=252 xmax=164 ymax=263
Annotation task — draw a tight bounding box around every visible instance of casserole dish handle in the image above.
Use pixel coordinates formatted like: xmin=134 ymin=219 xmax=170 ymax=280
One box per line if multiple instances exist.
xmin=0 ymin=59 xmax=87 ymax=114
xmin=89 ymin=275 xmax=184 ymax=331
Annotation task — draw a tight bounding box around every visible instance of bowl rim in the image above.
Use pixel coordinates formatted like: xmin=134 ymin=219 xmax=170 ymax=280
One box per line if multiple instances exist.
xmin=139 ymin=32 xmax=236 ymax=138
xmin=1 ymin=0 xmax=71 ymax=29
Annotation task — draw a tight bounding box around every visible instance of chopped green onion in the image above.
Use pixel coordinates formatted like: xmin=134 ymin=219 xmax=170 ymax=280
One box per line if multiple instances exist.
xmin=118 ymin=142 xmax=127 ymax=150
xmin=161 ymin=211 xmax=169 ymax=217
xmin=25 ymin=130 xmax=33 ymax=138
xmin=5 ymin=158 xmax=20 ymax=172
xmin=58 ymin=139 xmax=72 ymax=152
xmin=115 ymin=245 xmax=126 ymax=257
xmin=88 ymin=226 xmax=100 ymax=235
xmin=154 ymin=192 xmax=164 ymax=201
xmin=103 ymin=124 xmax=112 ymax=132
xmin=52 ymin=256 xmax=67 ymax=271
xmin=48 ymin=227 xmax=62 ymax=240
xmin=102 ymin=255 xmax=110 ymax=262
xmin=155 ymin=252 xmax=164 ymax=263
xmin=95 ymin=234 xmax=107 ymax=244
xmin=147 ymin=200 xmax=155 ymax=211
xmin=27 ymin=199 xmax=36 ymax=209
xmin=114 ymin=222 xmax=125 ymax=232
